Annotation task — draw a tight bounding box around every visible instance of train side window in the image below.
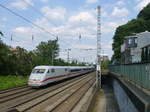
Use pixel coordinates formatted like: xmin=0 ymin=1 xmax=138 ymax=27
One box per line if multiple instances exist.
xmin=47 ymin=70 xmax=50 ymax=73
xmin=65 ymin=68 xmax=68 ymax=71
xmin=51 ymin=69 xmax=55 ymax=73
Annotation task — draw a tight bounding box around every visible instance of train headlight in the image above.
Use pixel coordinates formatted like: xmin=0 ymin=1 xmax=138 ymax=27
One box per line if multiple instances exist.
xmin=30 ymin=79 xmax=40 ymax=81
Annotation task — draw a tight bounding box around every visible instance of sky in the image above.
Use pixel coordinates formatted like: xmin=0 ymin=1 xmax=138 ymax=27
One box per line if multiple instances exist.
xmin=0 ymin=0 xmax=150 ymax=64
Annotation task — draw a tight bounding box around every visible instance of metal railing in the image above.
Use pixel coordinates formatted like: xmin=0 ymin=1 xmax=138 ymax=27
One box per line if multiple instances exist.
xmin=109 ymin=64 xmax=150 ymax=89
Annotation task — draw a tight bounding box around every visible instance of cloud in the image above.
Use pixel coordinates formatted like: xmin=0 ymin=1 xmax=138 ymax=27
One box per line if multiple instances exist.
xmin=102 ymin=40 xmax=112 ymax=49
xmin=41 ymin=6 xmax=67 ymax=22
xmin=102 ymin=22 xmax=119 ymax=33
xmin=102 ymin=18 xmax=128 ymax=34
xmin=86 ymin=0 xmax=98 ymax=4
xmin=68 ymin=11 xmax=96 ymax=27
xmin=135 ymin=0 xmax=150 ymax=10
xmin=41 ymin=0 xmax=49 ymax=2
xmin=10 ymin=0 xmax=34 ymax=10
xmin=1 ymin=17 xmax=7 ymax=22
xmin=13 ymin=27 xmax=32 ymax=34
xmin=11 ymin=7 xmax=116 ymax=59
xmin=102 ymin=11 xmax=109 ymax=17
xmin=73 ymin=44 xmax=96 ymax=49
xmin=112 ymin=7 xmax=129 ymax=17
xmin=116 ymin=0 xmax=126 ymax=6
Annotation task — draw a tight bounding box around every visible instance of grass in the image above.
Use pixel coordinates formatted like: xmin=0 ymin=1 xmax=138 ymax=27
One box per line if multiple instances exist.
xmin=0 ymin=75 xmax=28 ymax=91
xmin=101 ymin=69 xmax=108 ymax=73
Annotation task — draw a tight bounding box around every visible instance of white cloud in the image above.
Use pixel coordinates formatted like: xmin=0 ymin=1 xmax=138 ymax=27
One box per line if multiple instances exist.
xmin=102 ymin=18 xmax=128 ymax=33
xmin=112 ymin=7 xmax=129 ymax=17
xmin=1 ymin=17 xmax=7 ymax=22
xmin=11 ymin=7 xmax=116 ymax=59
xmin=73 ymin=44 xmax=96 ymax=49
xmin=102 ymin=22 xmax=118 ymax=33
xmin=41 ymin=0 xmax=49 ymax=2
xmin=102 ymin=11 xmax=109 ymax=17
xmin=68 ymin=11 xmax=96 ymax=27
xmin=102 ymin=40 xmax=112 ymax=49
xmin=13 ymin=27 xmax=32 ymax=34
xmin=86 ymin=0 xmax=98 ymax=4
xmin=116 ymin=0 xmax=126 ymax=6
xmin=41 ymin=6 xmax=67 ymax=22
xmin=10 ymin=0 xmax=34 ymax=10
xmin=135 ymin=0 xmax=150 ymax=10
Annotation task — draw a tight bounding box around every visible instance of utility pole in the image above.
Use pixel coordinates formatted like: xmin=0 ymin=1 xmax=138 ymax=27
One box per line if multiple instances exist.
xmin=66 ymin=49 xmax=71 ymax=63
xmin=96 ymin=5 xmax=101 ymax=88
xmin=52 ymin=50 xmax=54 ymax=65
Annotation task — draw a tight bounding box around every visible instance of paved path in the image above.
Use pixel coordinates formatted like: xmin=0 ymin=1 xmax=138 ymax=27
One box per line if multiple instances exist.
xmin=89 ymin=85 xmax=120 ymax=112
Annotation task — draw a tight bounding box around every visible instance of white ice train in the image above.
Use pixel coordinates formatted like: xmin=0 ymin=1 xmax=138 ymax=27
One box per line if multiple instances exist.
xmin=28 ymin=66 xmax=94 ymax=87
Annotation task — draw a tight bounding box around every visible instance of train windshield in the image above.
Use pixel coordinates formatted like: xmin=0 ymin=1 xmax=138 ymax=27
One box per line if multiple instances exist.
xmin=32 ymin=69 xmax=46 ymax=74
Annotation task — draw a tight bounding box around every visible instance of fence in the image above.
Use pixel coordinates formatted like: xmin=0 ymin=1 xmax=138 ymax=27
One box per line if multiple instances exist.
xmin=109 ymin=64 xmax=150 ymax=90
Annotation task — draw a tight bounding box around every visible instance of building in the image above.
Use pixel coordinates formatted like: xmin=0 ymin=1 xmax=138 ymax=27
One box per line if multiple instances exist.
xmin=100 ymin=54 xmax=109 ymax=61
xmin=141 ymin=44 xmax=150 ymax=62
xmin=121 ymin=31 xmax=150 ymax=64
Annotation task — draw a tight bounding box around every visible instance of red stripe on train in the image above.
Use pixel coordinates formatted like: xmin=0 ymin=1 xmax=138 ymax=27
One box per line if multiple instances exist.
xmin=29 ymin=75 xmax=67 ymax=84
xmin=41 ymin=75 xmax=66 ymax=82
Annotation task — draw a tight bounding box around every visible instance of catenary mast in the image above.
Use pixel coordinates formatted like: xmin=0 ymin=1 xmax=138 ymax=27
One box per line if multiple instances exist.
xmin=96 ymin=5 xmax=101 ymax=88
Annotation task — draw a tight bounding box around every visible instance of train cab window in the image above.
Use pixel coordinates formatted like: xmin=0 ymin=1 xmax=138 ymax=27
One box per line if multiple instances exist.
xmin=32 ymin=69 xmax=45 ymax=74
xmin=47 ymin=70 xmax=50 ymax=73
xmin=51 ymin=69 xmax=55 ymax=73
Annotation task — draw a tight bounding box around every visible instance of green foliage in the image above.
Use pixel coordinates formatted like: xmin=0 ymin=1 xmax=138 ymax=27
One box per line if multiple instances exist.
xmin=0 ymin=75 xmax=28 ymax=90
xmin=112 ymin=4 xmax=150 ymax=62
xmin=0 ymin=40 xmax=13 ymax=75
xmin=101 ymin=60 xmax=110 ymax=71
xmin=0 ymin=38 xmax=85 ymax=76
xmin=0 ymin=31 xmax=3 ymax=36
xmin=35 ymin=40 xmax=59 ymax=65
xmin=138 ymin=3 xmax=150 ymax=20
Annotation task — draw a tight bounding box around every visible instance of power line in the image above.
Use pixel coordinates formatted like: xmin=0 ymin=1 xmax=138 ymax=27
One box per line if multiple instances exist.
xmin=22 ymin=0 xmax=57 ymax=27
xmin=22 ymin=0 xmax=83 ymax=47
xmin=0 ymin=0 xmax=9 ymax=4
xmin=0 ymin=3 xmax=57 ymax=38
xmin=0 ymin=2 xmax=73 ymax=48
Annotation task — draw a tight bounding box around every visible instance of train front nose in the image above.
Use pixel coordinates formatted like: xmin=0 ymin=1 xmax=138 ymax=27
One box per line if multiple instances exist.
xmin=28 ymin=79 xmax=42 ymax=86
xmin=28 ymin=74 xmax=43 ymax=86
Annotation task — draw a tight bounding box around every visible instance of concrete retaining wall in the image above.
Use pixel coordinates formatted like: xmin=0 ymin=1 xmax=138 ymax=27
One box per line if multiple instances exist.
xmin=110 ymin=73 xmax=150 ymax=112
xmin=113 ymin=79 xmax=138 ymax=112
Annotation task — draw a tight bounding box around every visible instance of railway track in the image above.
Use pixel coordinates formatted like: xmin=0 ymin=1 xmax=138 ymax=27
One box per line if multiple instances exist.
xmin=0 ymin=71 xmax=89 ymax=104
xmin=0 ymin=85 xmax=28 ymax=94
xmin=0 ymin=72 xmax=95 ymax=112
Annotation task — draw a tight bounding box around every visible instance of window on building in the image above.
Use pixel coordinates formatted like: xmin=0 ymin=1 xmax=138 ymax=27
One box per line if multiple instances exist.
xmin=128 ymin=39 xmax=132 ymax=45
xmin=135 ymin=38 xmax=137 ymax=44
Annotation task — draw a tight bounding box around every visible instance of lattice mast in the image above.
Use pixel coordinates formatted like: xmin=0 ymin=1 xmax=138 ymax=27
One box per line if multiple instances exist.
xmin=96 ymin=5 xmax=101 ymax=88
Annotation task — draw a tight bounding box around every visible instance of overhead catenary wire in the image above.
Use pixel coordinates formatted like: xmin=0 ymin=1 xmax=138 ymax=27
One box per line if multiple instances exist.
xmin=22 ymin=0 xmax=58 ymax=27
xmin=0 ymin=1 xmax=91 ymax=49
xmin=0 ymin=1 xmax=96 ymax=63
xmin=22 ymin=0 xmax=85 ymax=44
xmin=0 ymin=0 xmax=9 ymax=4
xmin=0 ymin=3 xmax=57 ymax=38
xmin=0 ymin=2 xmax=73 ymax=48
xmin=1 ymin=32 xmax=37 ymax=47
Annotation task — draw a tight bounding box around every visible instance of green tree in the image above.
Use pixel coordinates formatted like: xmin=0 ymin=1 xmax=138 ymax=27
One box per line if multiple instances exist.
xmin=112 ymin=3 xmax=150 ymax=63
xmin=0 ymin=31 xmax=3 ymax=36
xmin=101 ymin=60 xmax=110 ymax=71
xmin=11 ymin=47 xmax=33 ymax=75
xmin=35 ymin=39 xmax=59 ymax=65
xmin=0 ymin=40 xmax=13 ymax=75
xmin=138 ymin=3 xmax=150 ymax=20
